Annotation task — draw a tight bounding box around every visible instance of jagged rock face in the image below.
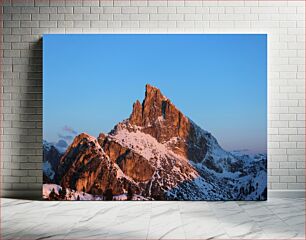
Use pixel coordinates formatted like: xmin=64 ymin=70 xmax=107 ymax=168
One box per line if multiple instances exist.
xmin=128 ymin=84 xmax=207 ymax=163
xmin=44 ymin=146 xmax=61 ymax=168
xmin=98 ymin=134 xmax=155 ymax=182
xmin=58 ymin=133 xmax=139 ymax=195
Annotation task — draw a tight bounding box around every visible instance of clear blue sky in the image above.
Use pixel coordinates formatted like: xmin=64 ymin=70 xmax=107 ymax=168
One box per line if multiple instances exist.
xmin=43 ymin=34 xmax=267 ymax=153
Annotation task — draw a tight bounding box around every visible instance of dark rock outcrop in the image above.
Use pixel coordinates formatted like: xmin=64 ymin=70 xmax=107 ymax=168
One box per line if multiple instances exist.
xmin=127 ymin=84 xmax=207 ymax=163
xmin=43 ymin=144 xmax=62 ymax=183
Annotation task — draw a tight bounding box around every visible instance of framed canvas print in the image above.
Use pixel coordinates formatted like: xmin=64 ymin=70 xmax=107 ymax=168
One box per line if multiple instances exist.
xmin=43 ymin=34 xmax=267 ymax=201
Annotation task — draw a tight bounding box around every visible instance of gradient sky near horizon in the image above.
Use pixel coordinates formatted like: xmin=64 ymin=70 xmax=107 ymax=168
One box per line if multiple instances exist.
xmin=43 ymin=34 xmax=267 ymax=154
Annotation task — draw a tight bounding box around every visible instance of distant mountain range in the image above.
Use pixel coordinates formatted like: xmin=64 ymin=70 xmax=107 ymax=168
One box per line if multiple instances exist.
xmin=43 ymin=84 xmax=267 ymax=200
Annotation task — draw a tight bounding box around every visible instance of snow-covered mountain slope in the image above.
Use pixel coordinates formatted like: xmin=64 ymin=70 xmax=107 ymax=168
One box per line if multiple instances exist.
xmin=106 ymin=120 xmax=266 ymax=200
xmin=106 ymin=124 xmax=224 ymax=200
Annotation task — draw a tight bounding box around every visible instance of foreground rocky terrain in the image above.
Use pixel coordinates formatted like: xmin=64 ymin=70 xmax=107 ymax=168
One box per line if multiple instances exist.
xmin=43 ymin=84 xmax=267 ymax=200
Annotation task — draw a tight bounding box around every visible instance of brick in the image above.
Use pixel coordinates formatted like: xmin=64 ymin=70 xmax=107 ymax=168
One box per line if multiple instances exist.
xmin=90 ymin=6 xmax=104 ymax=13
xmin=288 ymin=183 xmax=305 ymax=189
xmin=74 ymin=21 xmax=90 ymax=28
xmin=130 ymin=14 xmax=149 ymax=21
xmin=121 ymin=20 xmax=139 ymax=28
xmin=58 ymin=20 xmax=73 ymax=28
xmin=90 ymin=21 xmax=107 ymax=28
xmin=74 ymin=7 xmax=90 ymax=14
xmin=148 ymin=0 xmax=167 ymax=7
xmin=50 ymin=14 xmax=65 ymax=20
xmin=289 ymin=169 xmax=304 ymax=176
xmin=280 ymin=162 xmax=296 ymax=169
xmin=219 ymin=14 xmax=244 ymax=21
xmin=31 ymin=13 xmax=49 ymax=20
xmin=177 ymin=21 xmax=194 ymax=28
xmin=121 ymin=7 xmax=138 ymax=14
xmin=139 ymin=20 xmax=158 ymax=28
xmin=49 ymin=0 xmax=65 ymax=6
xmin=158 ymin=7 xmax=176 ymax=14
xmin=210 ymin=21 xmax=234 ymax=28
xmin=20 ymin=21 xmax=39 ymax=28
xmin=21 ymin=6 xmax=39 ymax=14
xmin=3 ymin=20 xmax=20 ymax=28
xmin=150 ymin=14 xmax=167 ymax=21
xmin=83 ymin=13 xmax=99 ymax=20
xmin=83 ymin=0 xmax=100 ymax=6
xmin=269 ymin=176 xmax=279 ymax=183
xmin=287 ymin=149 xmax=305 ymax=155
xmin=35 ymin=0 xmax=49 ymax=6
xmin=39 ymin=21 xmax=57 ymax=28
xmin=20 ymin=176 xmax=37 ymax=183
xmin=12 ymin=170 xmax=28 ymax=177
xmin=131 ymin=0 xmax=147 ymax=6
xmin=65 ymin=14 xmax=83 ymax=21
xmin=177 ymin=7 xmax=196 ymax=14
xmin=99 ymin=13 xmax=113 ymax=20
xmin=159 ymin=21 xmax=176 ymax=28
xmin=65 ymin=0 xmax=82 ymax=6
xmin=289 ymin=121 xmax=305 ymax=128
xmin=271 ymin=183 xmax=288 ymax=189
xmin=280 ymin=114 xmax=296 ymax=121
xmin=168 ymin=14 xmax=184 ymax=21
xmin=195 ymin=7 xmax=209 ymax=14
xmin=103 ymin=6 xmax=121 ymax=14
xmin=288 ymin=154 xmax=305 ymax=161
xmin=185 ymin=14 xmax=202 ymax=21
xmin=185 ymin=0 xmax=202 ymax=7
xmin=57 ymin=6 xmax=73 ymax=14
xmin=12 ymin=13 xmax=31 ymax=20
xmin=280 ymin=176 xmax=296 ymax=183
xmin=4 ymin=176 xmax=20 ymax=183
xmin=139 ymin=7 xmax=157 ymax=13
xmin=12 ymin=0 xmax=34 ymax=7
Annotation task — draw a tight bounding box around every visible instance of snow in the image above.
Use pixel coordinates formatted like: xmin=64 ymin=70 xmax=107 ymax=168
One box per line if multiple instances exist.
xmin=43 ymin=184 xmax=62 ymax=198
xmin=110 ymin=128 xmax=170 ymax=162
xmin=43 ymin=184 xmax=99 ymax=200
xmin=43 ymin=184 xmax=149 ymax=201
xmin=109 ymin=121 xmax=267 ymax=200
xmin=156 ymin=116 xmax=165 ymax=123
xmin=43 ymin=140 xmax=52 ymax=151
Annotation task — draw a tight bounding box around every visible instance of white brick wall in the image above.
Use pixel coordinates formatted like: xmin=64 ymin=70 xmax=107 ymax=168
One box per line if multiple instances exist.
xmin=1 ymin=0 xmax=305 ymax=198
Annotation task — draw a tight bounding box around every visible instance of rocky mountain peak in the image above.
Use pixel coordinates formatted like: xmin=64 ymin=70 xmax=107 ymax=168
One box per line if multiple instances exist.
xmin=129 ymin=84 xmax=169 ymax=126
xmin=126 ymin=84 xmax=207 ymax=162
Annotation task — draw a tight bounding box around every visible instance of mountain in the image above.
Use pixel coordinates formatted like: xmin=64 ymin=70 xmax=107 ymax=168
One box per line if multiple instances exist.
xmin=128 ymin=84 xmax=207 ymax=162
xmin=43 ymin=84 xmax=267 ymax=200
xmin=58 ymin=133 xmax=140 ymax=196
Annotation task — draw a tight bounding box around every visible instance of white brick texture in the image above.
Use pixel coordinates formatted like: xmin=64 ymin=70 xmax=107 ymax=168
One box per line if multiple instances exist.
xmin=0 ymin=0 xmax=305 ymax=197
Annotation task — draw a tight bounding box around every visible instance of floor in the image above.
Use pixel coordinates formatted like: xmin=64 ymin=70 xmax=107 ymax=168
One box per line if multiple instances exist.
xmin=1 ymin=198 xmax=305 ymax=239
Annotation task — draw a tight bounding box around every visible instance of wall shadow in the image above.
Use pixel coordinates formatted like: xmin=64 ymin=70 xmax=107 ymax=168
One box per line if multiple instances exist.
xmin=6 ymin=38 xmax=43 ymax=200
